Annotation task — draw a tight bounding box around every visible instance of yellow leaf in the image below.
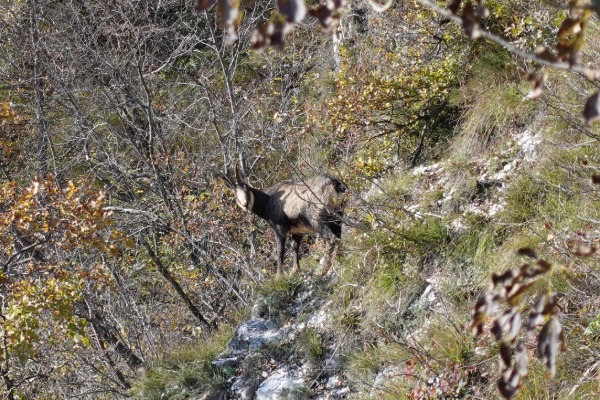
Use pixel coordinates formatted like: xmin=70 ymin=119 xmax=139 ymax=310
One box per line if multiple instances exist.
xmin=66 ymin=181 xmax=77 ymax=199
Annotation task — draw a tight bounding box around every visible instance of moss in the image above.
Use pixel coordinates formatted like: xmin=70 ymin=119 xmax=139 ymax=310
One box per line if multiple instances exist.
xmin=449 ymin=218 xmax=499 ymax=267
xmin=346 ymin=346 xmax=383 ymax=385
xmin=421 ymin=187 xmax=445 ymax=209
xmin=472 ymin=44 xmax=513 ymax=73
xmin=452 ymin=61 xmax=538 ymax=158
xmin=374 ymin=259 xmax=407 ymax=295
xmin=382 ymin=171 xmax=416 ymax=201
xmin=514 ymin=361 xmax=558 ymax=400
xmin=338 ymin=308 xmax=362 ymax=330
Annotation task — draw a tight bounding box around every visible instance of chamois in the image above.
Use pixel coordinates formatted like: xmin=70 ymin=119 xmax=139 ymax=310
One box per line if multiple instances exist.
xmin=223 ymin=168 xmax=348 ymax=275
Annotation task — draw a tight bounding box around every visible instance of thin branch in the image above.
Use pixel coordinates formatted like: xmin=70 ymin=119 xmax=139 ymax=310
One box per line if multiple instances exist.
xmin=103 ymin=206 xmax=160 ymax=220
xmin=142 ymin=238 xmax=216 ymax=330
xmin=2 ymin=236 xmax=50 ymax=273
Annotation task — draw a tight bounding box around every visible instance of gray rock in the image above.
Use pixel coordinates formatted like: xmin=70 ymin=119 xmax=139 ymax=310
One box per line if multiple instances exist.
xmin=326 ymin=375 xmax=341 ymax=389
xmin=231 ymin=376 xmax=260 ymax=400
xmin=322 ymin=352 xmax=342 ymax=376
xmin=370 ymin=364 xmax=404 ymax=397
xmin=227 ymin=319 xmax=282 ymax=353
xmin=212 ymin=356 xmax=239 ymax=369
xmin=255 ymin=369 xmax=305 ymax=400
xmin=307 ymin=309 xmax=329 ymax=330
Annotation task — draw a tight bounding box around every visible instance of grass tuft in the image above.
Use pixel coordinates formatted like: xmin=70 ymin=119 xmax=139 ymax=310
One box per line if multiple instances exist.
xmin=133 ymin=325 xmax=234 ymax=399
xmin=255 ymin=274 xmax=302 ymax=321
xmin=297 ymin=327 xmax=326 ymax=363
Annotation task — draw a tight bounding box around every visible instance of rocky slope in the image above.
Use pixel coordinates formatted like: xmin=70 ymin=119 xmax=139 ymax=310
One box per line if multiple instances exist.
xmin=199 ymin=127 xmax=544 ymax=399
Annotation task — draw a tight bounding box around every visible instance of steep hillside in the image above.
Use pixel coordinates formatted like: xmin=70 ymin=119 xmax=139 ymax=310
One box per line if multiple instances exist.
xmin=135 ymin=17 xmax=600 ymax=400
xmin=134 ymin=90 xmax=600 ymax=398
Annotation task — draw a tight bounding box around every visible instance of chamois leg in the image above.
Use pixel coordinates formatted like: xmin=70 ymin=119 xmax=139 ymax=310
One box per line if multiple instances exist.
xmin=316 ymin=214 xmax=343 ymax=276
xmin=273 ymin=227 xmax=287 ymax=275
xmin=315 ymin=238 xmax=337 ymax=276
xmin=290 ymin=234 xmax=303 ymax=275
xmin=329 ymin=211 xmax=344 ymax=239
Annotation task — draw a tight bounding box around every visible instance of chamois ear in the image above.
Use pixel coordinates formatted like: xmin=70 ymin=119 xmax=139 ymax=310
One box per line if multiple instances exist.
xmin=235 ymin=165 xmax=246 ymax=184
xmin=221 ymin=174 xmax=235 ymax=189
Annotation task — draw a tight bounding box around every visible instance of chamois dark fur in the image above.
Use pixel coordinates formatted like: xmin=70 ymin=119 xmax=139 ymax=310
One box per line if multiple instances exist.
xmin=223 ymin=168 xmax=348 ymax=274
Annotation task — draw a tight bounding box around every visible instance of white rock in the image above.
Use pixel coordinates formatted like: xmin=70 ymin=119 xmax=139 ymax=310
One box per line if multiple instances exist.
xmin=231 ymin=377 xmax=260 ymax=400
xmin=370 ymin=365 xmax=404 ymax=397
xmin=412 ymin=165 xmax=430 ymax=175
xmin=516 ymin=130 xmax=541 ymax=162
xmin=211 ymin=356 xmax=238 ymax=369
xmin=365 ymin=180 xmax=384 ymax=199
xmin=256 ymin=369 xmax=305 ymax=400
xmin=412 ymin=162 xmax=443 ymax=176
xmin=492 ymin=169 xmax=508 ymax=181
xmin=227 ymin=319 xmax=283 ymax=353
xmin=326 ymin=376 xmax=341 ymax=389
xmin=450 ymin=217 xmax=468 ymax=232
xmin=324 ymin=352 xmax=341 ymax=370
xmin=307 ymin=309 xmax=329 ymax=330
xmin=488 ymin=202 xmax=505 ymax=216
xmin=422 ymin=283 xmax=437 ymax=303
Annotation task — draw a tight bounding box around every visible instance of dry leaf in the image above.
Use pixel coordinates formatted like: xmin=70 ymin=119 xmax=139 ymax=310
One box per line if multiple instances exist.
xmin=217 ymin=0 xmax=242 ymax=45
xmin=500 ymin=341 xmax=512 ymax=368
xmin=517 ymin=247 xmax=537 ymax=259
xmin=538 ymin=317 xmax=565 ymax=377
xmin=447 ymin=0 xmax=462 ymax=15
xmin=515 ymin=342 xmax=528 ymax=378
xmin=278 ymin=0 xmax=307 ymax=23
xmin=195 ymin=0 xmax=218 ymax=12
xmin=367 ymin=0 xmax=394 ymax=13
xmin=498 ymin=368 xmax=520 ymax=399
xmin=251 ymin=19 xmax=293 ymax=49
xmin=534 ymin=46 xmax=558 ymax=63
xmin=461 ymin=2 xmax=481 ymax=39
xmin=309 ymin=3 xmax=341 ymax=31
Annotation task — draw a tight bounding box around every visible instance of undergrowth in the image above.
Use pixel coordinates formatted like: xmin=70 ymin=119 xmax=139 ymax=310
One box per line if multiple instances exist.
xmin=133 ymin=325 xmax=235 ymax=399
xmin=131 ymin=13 xmax=600 ymax=400
xmin=328 ymin=43 xmax=600 ymax=399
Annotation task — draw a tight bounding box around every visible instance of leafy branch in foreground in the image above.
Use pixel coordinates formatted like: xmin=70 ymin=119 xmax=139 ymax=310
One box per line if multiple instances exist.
xmin=470 ymin=248 xmax=564 ymax=399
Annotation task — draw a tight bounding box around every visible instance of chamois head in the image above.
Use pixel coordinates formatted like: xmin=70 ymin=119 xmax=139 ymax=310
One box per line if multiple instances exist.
xmin=233 ymin=168 xmax=254 ymax=212
xmin=222 ymin=167 xmax=254 ymax=212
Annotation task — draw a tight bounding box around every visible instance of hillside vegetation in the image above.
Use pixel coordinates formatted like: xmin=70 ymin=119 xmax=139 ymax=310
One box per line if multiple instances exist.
xmin=1 ymin=0 xmax=599 ymax=399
